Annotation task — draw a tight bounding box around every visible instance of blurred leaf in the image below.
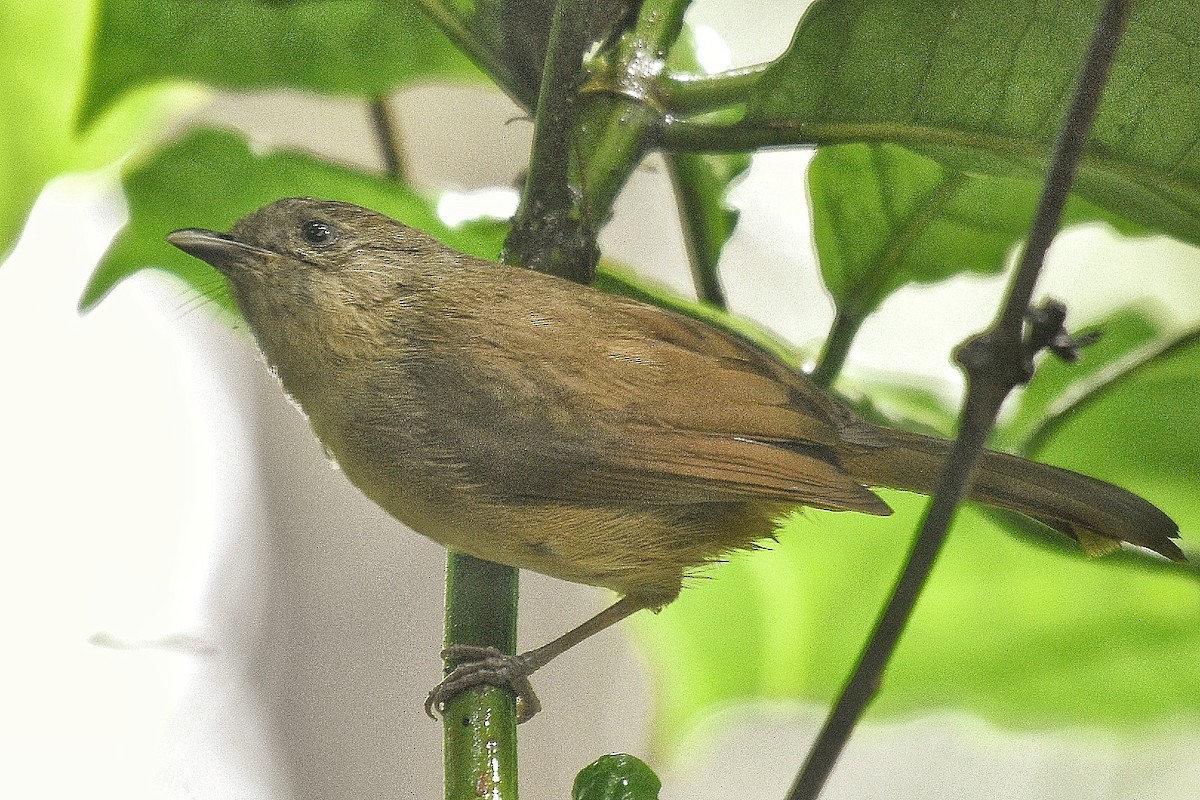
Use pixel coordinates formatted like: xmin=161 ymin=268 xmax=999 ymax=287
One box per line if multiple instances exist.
xmin=837 ymin=373 xmax=959 ymax=440
xmin=594 ymin=263 xmax=806 ymax=368
xmin=0 ymin=0 xmax=192 ymax=262
xmin=79 ymin=0 xmax=482 ymax=128
xmin=81 ymin=128 xmax=503 ymax=312
xmin=1029 ymin=325 xmax=1200 ymax=520
xmin=638 ymin=496 xmax=1197 ymax=756
xmin=809 ymin=143 xmax=1147 ymax=321
xmin=0 ymin=0 xmax=82 ymax=259
xmin=573 ymin=754 xmax=661 ymax=800
xmin=730 ymin=0 xmax=1200 ymax=247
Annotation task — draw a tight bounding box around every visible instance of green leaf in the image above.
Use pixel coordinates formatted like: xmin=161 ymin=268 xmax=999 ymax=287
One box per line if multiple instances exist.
xmin=725 ymin=0 xmax=1200 ymax=248
xmin=0 ymin=1 xmax=81 ymax=259
xmin=0 ymin=0 xmax=192 ymax=262
xmin=594 ymin=263 xmax=807 ymax=368
xmin=81 ymin=128 xmax=503 ymax=312
xmin=836 ymin=373 xmax=958 ymax=440
xmin=808 ymin=143 xmax=1146 ymax=323
xmin=79 ymin=0 xmax=482 ymax=128
xmin=573 ymin=754 xmax=661 ymax=800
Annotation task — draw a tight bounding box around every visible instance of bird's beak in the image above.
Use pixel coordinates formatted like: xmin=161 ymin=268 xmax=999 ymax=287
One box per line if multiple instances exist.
xmin=166 ymin=228 xmax=271 ymax=273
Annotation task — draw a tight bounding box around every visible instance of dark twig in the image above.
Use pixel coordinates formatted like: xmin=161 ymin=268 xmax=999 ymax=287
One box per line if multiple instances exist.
xmin=369 ymin=96 xmax=408 ymax=182
xmin=786 ymin=2 xmax=1134 ymax=798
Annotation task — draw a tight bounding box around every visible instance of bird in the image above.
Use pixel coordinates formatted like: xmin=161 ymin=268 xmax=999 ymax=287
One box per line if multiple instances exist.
xmin=167 ymin=197 xmax=1184 ymax=721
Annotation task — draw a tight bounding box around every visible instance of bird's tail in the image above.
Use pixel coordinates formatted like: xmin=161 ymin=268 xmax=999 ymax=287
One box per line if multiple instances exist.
xmin=840 ymin=424 xmax=1185 ymax=562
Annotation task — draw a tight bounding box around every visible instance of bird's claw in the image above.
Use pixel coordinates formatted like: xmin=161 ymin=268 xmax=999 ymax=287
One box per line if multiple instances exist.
xmin=425 ymin=645 xmax=542 ymax=723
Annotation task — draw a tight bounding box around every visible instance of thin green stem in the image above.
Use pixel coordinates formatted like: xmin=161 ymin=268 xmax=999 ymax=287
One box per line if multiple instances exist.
xmin=656 ymin=116 xmax=1198 ymax=231
xmin=369 ymin=96 xmax=408 ymax=182
xmin=659 ymin=64 xmax=769 ymax=116
xmin=808 ymin=310 xmax=863 ymax=389
xmin=665 ymin=151 xmax=732 ymax=308
xmin=659 ymin=118 xmax=1052 ymax=156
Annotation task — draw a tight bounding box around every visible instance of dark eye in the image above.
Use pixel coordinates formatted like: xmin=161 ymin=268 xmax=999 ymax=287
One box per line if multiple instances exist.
xmin=299 ymin=219 xmax=335 ymax=246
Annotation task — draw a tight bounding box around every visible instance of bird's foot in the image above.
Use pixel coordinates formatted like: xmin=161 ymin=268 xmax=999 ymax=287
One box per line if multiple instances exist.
xmin=424 ymin=645 xmax=542 ymax=723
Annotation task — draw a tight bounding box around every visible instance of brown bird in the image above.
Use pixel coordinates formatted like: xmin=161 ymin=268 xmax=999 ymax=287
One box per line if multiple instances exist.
xmin=167 ymin=197 xmax=1184 ymax=721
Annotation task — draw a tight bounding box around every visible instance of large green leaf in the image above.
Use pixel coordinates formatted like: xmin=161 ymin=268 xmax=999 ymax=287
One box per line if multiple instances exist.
xmin=81 ymin=128 xmax=504 ymax=312
xmin=0 ymin=0 xmax=191 ymax=262
xmin=808 ymin=143 xmax=1147 ymax=322
xmin=695 ymin=0 xmax=1200 ymax=248
xmin=639 ymin=501 xmax=1197 ymax=754
xmin=79 ymin=0 xmax=482 ymax=128
xmin=634 ymin=307 xmax=1199 ymax=754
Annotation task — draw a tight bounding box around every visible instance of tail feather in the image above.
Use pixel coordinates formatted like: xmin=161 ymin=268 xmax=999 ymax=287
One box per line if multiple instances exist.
xmin=841 ymin=425 xmax=1185 ymax=562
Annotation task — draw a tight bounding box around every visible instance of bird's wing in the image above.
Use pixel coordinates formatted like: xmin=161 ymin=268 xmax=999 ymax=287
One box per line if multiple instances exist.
xmin=402 ymin=275 xmax=890 ymax=515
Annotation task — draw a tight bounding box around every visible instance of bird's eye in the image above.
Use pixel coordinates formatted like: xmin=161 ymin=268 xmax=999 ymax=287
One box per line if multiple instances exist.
xmin=299 ymin=219 xmax=335 ymax=246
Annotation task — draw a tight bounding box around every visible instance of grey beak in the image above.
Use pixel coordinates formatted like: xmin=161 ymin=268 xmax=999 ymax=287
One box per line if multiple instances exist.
xmin=167 ymin=228 xmax=269 ymax=271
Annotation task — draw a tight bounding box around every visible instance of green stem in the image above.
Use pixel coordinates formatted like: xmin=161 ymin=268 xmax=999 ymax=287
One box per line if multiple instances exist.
xmin=441 ymin=2 xmax=681 ymax=795
xmin=809 ymin=310 xmax=864 ymax=388
xmin=656 ymin=118 xmax=1073 ymax=160
xmin=576 ymin=0 xmax=696 ymax=221
xmin=442 ymin=554 xmax=519 ymax=800
xmin=412 ymin=11 xmax=532 ymax=795
xmin=506 ymin=0 xmax=697 ymax=280
xmin=659 ymin=64 xmax=769 ymax=116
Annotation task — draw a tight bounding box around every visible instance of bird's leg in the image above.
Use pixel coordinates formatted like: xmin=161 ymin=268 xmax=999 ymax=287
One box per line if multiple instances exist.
xmin=425 ymin=593 xmax=650 ymax=723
